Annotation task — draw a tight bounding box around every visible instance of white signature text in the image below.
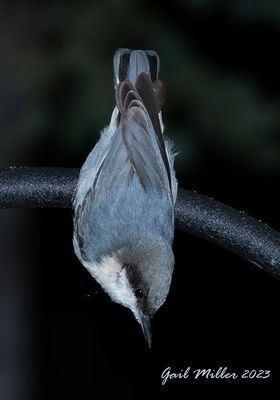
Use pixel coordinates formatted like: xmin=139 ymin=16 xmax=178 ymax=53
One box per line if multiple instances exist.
xmin=161 ymin=366 xmax=271 ymax=385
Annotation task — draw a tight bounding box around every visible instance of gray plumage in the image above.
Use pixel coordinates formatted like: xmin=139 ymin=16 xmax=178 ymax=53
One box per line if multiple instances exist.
xmin=73 ymin=49 xmax=177 ymax=346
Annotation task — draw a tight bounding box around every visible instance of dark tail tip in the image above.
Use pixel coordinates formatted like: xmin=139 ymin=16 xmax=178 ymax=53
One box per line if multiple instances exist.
xmin=113 ymin=48 xmax=160 ymax=87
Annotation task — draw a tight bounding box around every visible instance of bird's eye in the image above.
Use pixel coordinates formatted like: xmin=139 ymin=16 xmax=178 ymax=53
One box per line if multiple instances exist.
xmin=135 ymin=288 xmax=144 ymax=298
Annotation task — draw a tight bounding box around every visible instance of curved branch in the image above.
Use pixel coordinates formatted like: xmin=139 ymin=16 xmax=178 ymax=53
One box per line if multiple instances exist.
xmin=0 ymin=167 xmax=279 ymax=279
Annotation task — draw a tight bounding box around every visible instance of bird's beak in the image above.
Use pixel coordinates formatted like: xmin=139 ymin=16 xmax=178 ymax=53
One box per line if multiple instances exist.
xmin=139 ymin=313 xmax=152 ymax=348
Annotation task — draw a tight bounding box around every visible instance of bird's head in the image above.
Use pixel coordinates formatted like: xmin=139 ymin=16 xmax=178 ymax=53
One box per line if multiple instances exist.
xmin=90 ymin=238 xmax=174 ymax=347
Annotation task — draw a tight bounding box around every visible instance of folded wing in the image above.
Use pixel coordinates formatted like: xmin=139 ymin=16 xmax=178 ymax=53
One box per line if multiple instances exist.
xmin=116 ymin=72 xmax=172 ymax=198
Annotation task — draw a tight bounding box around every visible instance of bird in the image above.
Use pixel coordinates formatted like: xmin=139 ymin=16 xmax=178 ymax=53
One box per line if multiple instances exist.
xmin=73 ymin=48 xmax=177 ymax=347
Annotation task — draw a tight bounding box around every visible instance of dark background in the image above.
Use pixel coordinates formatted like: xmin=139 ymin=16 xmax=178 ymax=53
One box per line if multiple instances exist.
xmin=0 ymin=1 xmax=279 ymax=399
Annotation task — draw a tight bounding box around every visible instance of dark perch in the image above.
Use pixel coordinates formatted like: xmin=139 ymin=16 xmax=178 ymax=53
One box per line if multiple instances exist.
xmin=0 ymin=167 xmax=279 ymax=279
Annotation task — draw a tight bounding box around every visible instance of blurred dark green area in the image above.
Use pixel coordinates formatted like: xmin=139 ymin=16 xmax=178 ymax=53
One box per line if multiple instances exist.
xmin=1 ymin=0 xmax=280 ymax=181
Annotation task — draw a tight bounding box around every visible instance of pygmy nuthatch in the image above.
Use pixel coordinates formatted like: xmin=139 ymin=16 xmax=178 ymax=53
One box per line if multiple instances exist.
xmin=73 ymin=48 xmax=177 ymax=346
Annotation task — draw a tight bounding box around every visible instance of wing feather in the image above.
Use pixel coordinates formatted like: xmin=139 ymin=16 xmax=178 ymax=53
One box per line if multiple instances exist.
xmin=116 ymin=73 xmax=173 ymax=198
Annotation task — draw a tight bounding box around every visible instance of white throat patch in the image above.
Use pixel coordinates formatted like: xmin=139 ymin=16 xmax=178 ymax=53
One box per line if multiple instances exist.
xmin=83 ymin=255 xmax=138 ymax=314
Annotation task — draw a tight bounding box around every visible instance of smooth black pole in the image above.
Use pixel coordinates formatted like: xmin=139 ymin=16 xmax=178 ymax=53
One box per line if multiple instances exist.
xmin=0 ymin=167 xmax=279 ymax=279
xmin=175 ymin=188 xmax=280 ymax=279
xmin=0 ymin=167 xmax=79 ymax=208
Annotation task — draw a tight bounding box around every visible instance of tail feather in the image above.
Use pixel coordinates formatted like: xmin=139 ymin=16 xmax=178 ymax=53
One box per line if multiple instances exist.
xmin=113 ymin=48 xmax=160 ymax=86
